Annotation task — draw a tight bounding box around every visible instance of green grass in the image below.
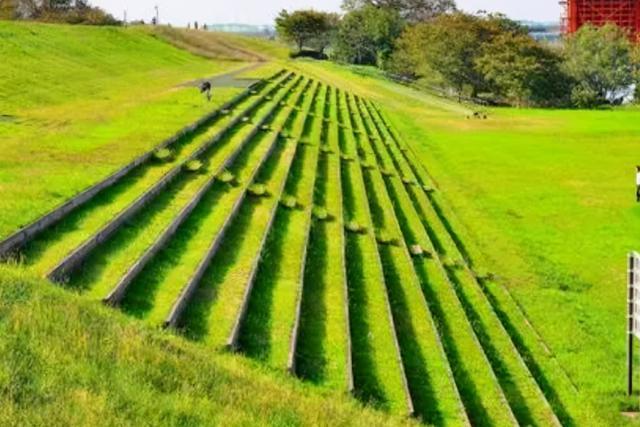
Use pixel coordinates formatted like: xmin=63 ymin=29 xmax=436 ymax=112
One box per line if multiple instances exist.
xmin=347 ymin=94 xmax=467 ymax=426
xmin=239 ymin=83 xmax=326 ymax=370
xmin=4 ymin=24 xmax=640 ymax=426
xmin=361 ymin=98 xmax=521 ymax=426
xmin=337 ymin=89 xmax=410 ymax=416
xmin=63 ymin=73 xmax=293 ymax=300
xmin=116 ymin=77 xmax=305 ymax=325
xmin=179 ymin=78 xmax=313 ymax=347
xmin=0 ymin=21 xmax=265 ymax=240
xmin=0 ymin=265 xmax=419 ymax=427
xmin=20 ymin=72 xmax=285 ymax=276
xmin=295 ymin=86 xmax=351 ymax=391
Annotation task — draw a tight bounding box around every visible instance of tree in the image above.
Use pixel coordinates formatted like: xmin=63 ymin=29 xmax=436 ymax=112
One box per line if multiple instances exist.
xmin=275 ymin=9 xmax=337 ymax=53
xmin=563 ymin=23 xmax=636 ymax=107
xmin=334 ymin=4 xmax=403 ymax=65
xmin=390 ymin=12 xmax=534 ymax=100
xmin=476 ymin=32 xmax=571 ymax=106
xmin=342 ymin=0 xmax=456 ymax=22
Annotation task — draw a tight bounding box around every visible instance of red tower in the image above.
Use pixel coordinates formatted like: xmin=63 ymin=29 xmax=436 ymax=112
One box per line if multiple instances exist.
xmin=561 ymin=0 xmax=640 ymax=39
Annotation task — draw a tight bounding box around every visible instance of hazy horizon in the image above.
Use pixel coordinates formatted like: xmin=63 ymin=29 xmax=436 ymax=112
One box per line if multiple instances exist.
xmin=92 ymin=0 xmax=562 ymax=27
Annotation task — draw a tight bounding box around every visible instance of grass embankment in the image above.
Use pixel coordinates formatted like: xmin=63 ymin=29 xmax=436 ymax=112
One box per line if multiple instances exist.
xmin=336 ymin=89 xmax=410 ymax=416
xmin=291 ymin=58 xmax=636 ymax=425
xmin=63 ymin=72 xmax=291 ymax=300
xmin=179 ymin=78 xmax=314 ymax=347
xmin=238 ymin=83 xmax=326 ymax=369
xmin=345 ymin=93 xmax=467 ymax=425
xmin=369 ymin=102 xmax=562 ymax=427
xmin=21 ymin=72 xmax=284 ymax=276
xmin=115 ymin=76 xmax=305 ymax=325
xmin=0 ymin=266 xmax=418 ymax=426
xmin=0 ymin=21 xmax=262 ymax=240
xmin=295 ymin=86 xmax=351 ymax=391
xmin=360 ymin=99 xmax=519 ymax=426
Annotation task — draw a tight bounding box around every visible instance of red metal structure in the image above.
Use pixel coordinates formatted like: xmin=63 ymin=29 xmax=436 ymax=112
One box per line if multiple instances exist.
xmin=561 ymin=0 xmax=640 ymax=39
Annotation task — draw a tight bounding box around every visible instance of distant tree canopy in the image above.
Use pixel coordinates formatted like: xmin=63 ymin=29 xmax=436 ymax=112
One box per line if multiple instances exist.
xmin=563 ymin=23 xmax=638 ymax=107
xmin=274 ymin=1 xmax=640 ymax=109
xmin=275 ymin=9 xmax=339 ymax=54
xmin=333 ymin=5 xmax=403 ymax=65
xmin=0 ymin=0 xmax=118 ymax=24
xmin=391 ymin=12 xmax=572 ymax=106
xmin=342 ymin=0 xmax=456 ymax=22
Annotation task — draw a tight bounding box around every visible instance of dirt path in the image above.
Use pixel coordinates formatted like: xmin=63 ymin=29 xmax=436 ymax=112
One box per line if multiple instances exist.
xmin=180 ymin=63 xmax=265 ymax=89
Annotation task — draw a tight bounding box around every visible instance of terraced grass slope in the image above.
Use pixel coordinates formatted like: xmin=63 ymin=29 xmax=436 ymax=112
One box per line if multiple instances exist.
xmin=0 ymin=21 xmax=263 ymax=241
xmin=1 ymin=58 xmax=572 ymax=425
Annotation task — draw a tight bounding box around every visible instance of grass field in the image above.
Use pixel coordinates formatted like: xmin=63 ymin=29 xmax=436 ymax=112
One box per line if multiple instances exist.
xmin=2 ymin=21 xmax=640 ymax=427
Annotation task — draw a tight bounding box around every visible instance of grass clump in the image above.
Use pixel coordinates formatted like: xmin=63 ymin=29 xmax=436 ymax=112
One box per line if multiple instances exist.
xmin=320 ymin=145 xmax=334 ymax=155
xmin=280 ymin=194 xmax=298 ymax=209
xmin=312 ymin=206 xmax=329 ymax=221
xmin=153 ymin=148 xmax=173 ymax=162
xmin=184 ymin=160 xmax=203 ymax=173
xmin=380 ymin=168 xmax=395 ymax=177
xmin=216 ymin=169 xmax=236 ymax=185
xmin=248 ymin=183 xmax=268 ymax=197
xmin=375 ymin=229 xmax=398 ymax=246
xmin=345 ymin=220 xmax=366 ymax=234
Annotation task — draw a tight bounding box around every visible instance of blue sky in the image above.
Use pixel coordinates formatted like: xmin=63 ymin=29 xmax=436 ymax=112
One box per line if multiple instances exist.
xmin=92 ymin=0 xmax=562 ymax=26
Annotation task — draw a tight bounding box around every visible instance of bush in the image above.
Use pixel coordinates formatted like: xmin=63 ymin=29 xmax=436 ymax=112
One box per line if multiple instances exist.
xmin=312 ymin=206 xmax=329 ymax=221
xmin=216 ymin=170 xmax=235 ymax=184
xmin=280 ymin=194 xmax=298 ymax=209
xmin=153 ymin=148 xmax=172 ymax=162
xmin=184 ymin=160 xmax=203 ymax=172
xmin=248 ymin=183 xmax=268 ymax=197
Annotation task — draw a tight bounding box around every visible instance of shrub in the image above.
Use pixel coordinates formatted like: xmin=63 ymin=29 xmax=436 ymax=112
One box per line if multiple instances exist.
xmin=380 ymin=168 xmax=395 ymax=177
xmin=345 ymin=220 xmax=366 ymax=234
xmin=280 ymin=194 xmax=298 ymax=209
xmin=184 ymin=160 xmax=203 ymax=173
xmin=312 ymin=206 xmax=329 ymax=221
xmin=376 ymin=229 xmax=398 ymax=246
xmin=153 ymin=148 xmax=172 ymax=162
xmin=248 ymin=183 xmax=268 ymax=197
xmin=216 ymin=170 xmax=235 ymax=184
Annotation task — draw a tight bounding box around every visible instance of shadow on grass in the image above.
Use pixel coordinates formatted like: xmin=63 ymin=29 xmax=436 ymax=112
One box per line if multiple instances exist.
xmin=65 ymin=173 xmax=194 ymax=294
xmin=295 ymin=151 xmax=329 ymax=382
xmin=19 ymin=108 xmax=240 ymax=267
xmin=413 ymin=260 xmax=492 ymax=427
xmin=446 ymin=266 xmax=535 ymax=427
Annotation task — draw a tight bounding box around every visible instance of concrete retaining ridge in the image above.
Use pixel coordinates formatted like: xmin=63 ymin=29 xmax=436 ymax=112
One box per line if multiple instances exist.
xmin=0 ymin=70 xmax=286 ymax=260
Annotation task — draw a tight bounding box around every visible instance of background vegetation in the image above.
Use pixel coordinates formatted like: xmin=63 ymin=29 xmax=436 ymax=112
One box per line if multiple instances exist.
xmin=275 ymin=0 xmax=640 ymax=108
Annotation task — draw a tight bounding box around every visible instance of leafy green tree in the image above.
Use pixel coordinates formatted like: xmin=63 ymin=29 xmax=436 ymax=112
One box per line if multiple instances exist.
xmin=334 ymin=5 xmax=403 ymax=65
xmin=476 ymin=32 xmax=571 ymax=106
xmin=563 ymin=23 xmax=636 ymax=107
xmin=342 ymin=0 xmax=456 ymax=22
xmin=275 ymin=9 xmax=338 ymax=53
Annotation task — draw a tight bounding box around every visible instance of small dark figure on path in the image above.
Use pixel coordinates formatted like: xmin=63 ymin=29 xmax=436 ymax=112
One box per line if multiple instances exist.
xmin=636 ymin=166 xmax=640 ymax=202
xmin=200 ymin=81 xmax=212 ymax=102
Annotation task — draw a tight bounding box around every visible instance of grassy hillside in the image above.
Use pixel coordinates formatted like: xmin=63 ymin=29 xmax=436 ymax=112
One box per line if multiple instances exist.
xmin=0 ymin=265 xmax=413 ymax=426
xmin=2 ymin=24 xmax=640 ymax=427
xmin=0 ymin=21 xmax=262 ymax=240
xmin=287 ymin=58 xmax=640 ymax=425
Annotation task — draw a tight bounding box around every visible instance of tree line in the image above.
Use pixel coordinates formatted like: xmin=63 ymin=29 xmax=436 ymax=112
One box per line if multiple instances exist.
xmin=0 ymin=0 xmax=118 ymax=25
xmin=275 ymin=0 xmax=640 ymax=108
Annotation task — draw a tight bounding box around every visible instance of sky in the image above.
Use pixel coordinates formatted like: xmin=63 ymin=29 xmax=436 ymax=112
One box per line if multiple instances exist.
xmin=91 ymin=0 xmax=563 ymax=27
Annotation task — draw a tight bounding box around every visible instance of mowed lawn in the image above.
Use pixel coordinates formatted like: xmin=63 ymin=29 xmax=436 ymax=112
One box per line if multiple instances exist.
xmin=291 ymin=59 xmax=640 ymax=424
xmin=0 ymin=21 xmax=256 ymax=240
